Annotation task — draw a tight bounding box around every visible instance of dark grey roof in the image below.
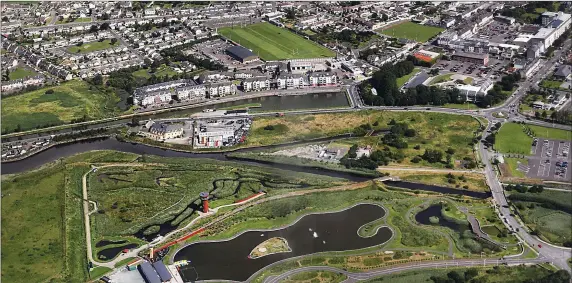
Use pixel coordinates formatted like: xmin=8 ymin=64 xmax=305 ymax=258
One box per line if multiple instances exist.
xmin=152 ymin=261 xmax=172 ymax=282
xmin=139 ymin=261 xmax=161 ymax=283
xmin=554 ymin=65 xmax=572 ymax=77
xmin=453 ymin=52 xmax=488 ymax=60
xmin=150 ymin=123 xmax=183 ymax=135
xmin=226 ymin=45 xmax=257 ymax=60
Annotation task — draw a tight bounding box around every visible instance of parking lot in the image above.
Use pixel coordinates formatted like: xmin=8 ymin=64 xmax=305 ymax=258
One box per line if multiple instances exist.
xmin=477 ymin=20 xmax=519 ymax=44
xmin=435 ymin=57 xmax=508 ymax=80
xmin=526 ymin=138 xmax=571 ymax=181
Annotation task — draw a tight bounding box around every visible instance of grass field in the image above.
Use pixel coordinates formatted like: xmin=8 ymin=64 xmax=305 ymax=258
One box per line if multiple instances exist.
xmin=283 ymin=271 xmax=346 ymax=283
xmin=541 ymin=79 xmax=565 ymax=90
xmin=378 ymin=21 xmax=444 ymax=43
xmin=219 ymin=22 xmax=335 ymax=60
xmin=429 ymin=73 xmax=453 ymax=85
xmin=1 ymin=80 xmax=123 ymax=133
xmin=441 ymin=103 xmax=480 ymax=110
xmin=67 ymin=39 xmax=119 ymax=53
xmin=503 ymin=158 xmax=527 ymax=178
xmin=495 ymin=123 xmax=532 ymax=154
xmin=396 ymin=68 xmax=420 ymax=87
xmin=247 ymin=111 xmax=480 ymax=168
xmin=528 ymin=124 xmax=572 ymax=141
xmin=8 ymin=66 xmax=37 ymax=80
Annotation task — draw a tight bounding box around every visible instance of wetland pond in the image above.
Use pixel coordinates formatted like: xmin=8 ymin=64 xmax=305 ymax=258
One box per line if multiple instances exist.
xmin=173 ymin=204 xmax=392 ymax=281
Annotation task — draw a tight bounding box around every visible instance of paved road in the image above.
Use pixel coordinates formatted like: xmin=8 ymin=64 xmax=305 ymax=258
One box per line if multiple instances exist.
xmin=262 ymin=258 xmax=549 ymax=283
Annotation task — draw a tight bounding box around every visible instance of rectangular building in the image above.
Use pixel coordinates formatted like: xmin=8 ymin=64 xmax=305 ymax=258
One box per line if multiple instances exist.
xmin=308 ymin=72 xmax=338 ymax=86
xmin=225 ymin=45 xmax=259 ymax=63
xmin=277 ymin=74 xmax=308 ymax=89
xmin=242 ymin=77 xmax=271 ymax=92
xmin=139 ymin=261 xmax=161 ymax=283
xmin=452 ymin=51 xmax=489 ymax=66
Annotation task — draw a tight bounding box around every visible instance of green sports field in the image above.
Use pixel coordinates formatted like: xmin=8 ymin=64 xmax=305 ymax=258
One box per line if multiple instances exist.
xmin=378 ymin=21 xmax=444 ymax=43
xmin=218 ymin=22 xmax=335 ymax=61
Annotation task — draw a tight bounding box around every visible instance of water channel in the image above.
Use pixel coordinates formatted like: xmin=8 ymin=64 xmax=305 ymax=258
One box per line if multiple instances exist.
xmin=384 ymin=181 xmax=490 ymax=199
xmin=415 ymin=204 xmax=469 ymax=232
xmin=173 ymin=204 xmax=392 ymax=281
xmin=2 ymin=92 xmax=349 ymax=142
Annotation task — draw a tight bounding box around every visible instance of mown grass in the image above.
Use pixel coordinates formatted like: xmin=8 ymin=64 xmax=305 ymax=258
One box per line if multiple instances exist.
xmin=503 ymin=158 xmax=527 ymax=178
xmin=8 ymin=66 xmax=37 ymax=80
xmin=378 ymin=21 xmax=444 ymax=43
xmin=1 ymin=80 xmax=123 ymax=133
xmin=67 ymin=39 xmax=119 ymax=53
xmin=283 ymin=271 xmax=347 ymax=283
xmin=495 ymin=123 xmax=532 ymax=154
xmin=528 ymin=124 xmax=572 ymax=140
xmin=396 ymin=68 xmax=420 ymax=87
xmin=219 ymin=22 xmax=335 ymax=60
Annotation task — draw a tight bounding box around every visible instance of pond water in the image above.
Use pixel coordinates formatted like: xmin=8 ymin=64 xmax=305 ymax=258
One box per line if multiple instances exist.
xmin=96 ymin=243 xmax=138 ymax=261
xmin=415 ymin=204 xmax=469 ymax=233
xmin=173 ymin=204 xmax=392 ymax=281
xmin=95 ymin=239 xmax=127 ymax=248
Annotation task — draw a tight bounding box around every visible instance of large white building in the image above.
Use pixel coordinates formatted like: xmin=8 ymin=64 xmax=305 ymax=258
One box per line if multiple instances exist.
xmin=530 ymin=12 xmax=571 ymax=50
xmin=242 ymin=77 xmax=271 ymax=92
xmin=277 ymin=74 xmax=308 ymax=89
xmin=308 ymin=72 xmax=338 ymax=87
xmin=207 ymin=82 xmax=236 ymax=97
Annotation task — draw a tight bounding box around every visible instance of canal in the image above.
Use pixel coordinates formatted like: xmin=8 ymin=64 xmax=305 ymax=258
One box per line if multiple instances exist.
xmin=1 ymin=92 xmax=349 ymax=142
xmin=173 ymin=204 xmax=392 ymax=281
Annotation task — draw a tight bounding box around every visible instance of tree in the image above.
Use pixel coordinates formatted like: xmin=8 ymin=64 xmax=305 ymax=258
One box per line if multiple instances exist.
xmin=1 ymin=16 xmax=8 ymax=22
xmin=89 ymin=25 xmax=99 ymax=33
xmin=541 ymin=110 xmax=548 ymax=119
xmin=111 ymin=38 xmax=118 ymax=45
xmin=371 ymin=12 xmax=378 ymax=19
xmin=422 ymin=149 xmax=443 ymax=163
xmin=285 ymin=8 xmax=296 ymax=19
xmin=100 ymin=22 xmax=110 ymax=30
xmin=92 ymin=74 xmax=103 ymax=85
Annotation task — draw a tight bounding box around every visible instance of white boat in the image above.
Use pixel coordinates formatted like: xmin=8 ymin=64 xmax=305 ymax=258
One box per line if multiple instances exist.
xmin=313 ymin=232 xmax=318 ymax=238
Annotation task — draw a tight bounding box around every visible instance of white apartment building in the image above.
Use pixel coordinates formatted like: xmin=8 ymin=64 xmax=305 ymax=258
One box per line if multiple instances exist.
xmin=177 ymin=85 xmax=207 ymax=101
xmin=242 ymin=77 xmax=271 ymax=92
xmin=308 ymin=72 xmax=338 ymax=87
xmin=277 ymin=75 xmax=308 ymax=89
xmin=138 ymin=90 xmax=172 ymax=106
xmin=207 ymin=82 xmax=236 ymax=97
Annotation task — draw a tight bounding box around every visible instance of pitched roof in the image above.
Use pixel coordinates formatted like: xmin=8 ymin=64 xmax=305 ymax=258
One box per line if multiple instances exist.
xmin=554 ymin=65 xmax=572 ymax=77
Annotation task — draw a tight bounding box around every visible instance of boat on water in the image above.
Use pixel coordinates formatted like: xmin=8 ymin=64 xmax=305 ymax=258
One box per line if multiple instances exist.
xmin=173 ymin=260 xmax=190 ymax=267
xmin=150 ymin=235 xmax=164 ymax=245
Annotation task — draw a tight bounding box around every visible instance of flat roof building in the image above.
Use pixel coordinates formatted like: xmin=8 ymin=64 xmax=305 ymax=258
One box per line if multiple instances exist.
xmin=226 ymin=46 xmax=259 ymax=63
xmin=452 ymin=51 xmax=489 ymax=66
xmin=152 ymin=261 xmax=173 ymax=282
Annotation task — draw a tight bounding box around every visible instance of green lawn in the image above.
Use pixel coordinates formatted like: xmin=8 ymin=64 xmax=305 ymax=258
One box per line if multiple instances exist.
xmin=495 ymin=123 xmax=533 ymax=154
xmin=219 ymin=22 xmax=335 ymax=60
xmin=512 ymin=201 xmax=571 ymax=246
xmin=378 ymin=21 xmax=444 ymax=43
xmin=1 ymin=80 xmax=123 ymax=133
xmin=541 ymin=80 xmax=565 ymax=90
xmin=441 ymin=103 xmax=480 ymax=110
xmin=283 ymin=271 xmax=346 ymax=283
xmin=56 ymin=17 xmax=91 ymax=24
xmin=67 ymin=39 xmax=119 ymax=53
xmin=8 ymin=67 xmax=37 ymax=80
xmin=396 ymin=68 xmax=420 ymax=87
xmin=429 ymin=73 xmax=453 ymax=85
xmin=528 ymin=124 xmax=572 ymax=140
xmin=503 ymin=158 xmax=527 ymax=178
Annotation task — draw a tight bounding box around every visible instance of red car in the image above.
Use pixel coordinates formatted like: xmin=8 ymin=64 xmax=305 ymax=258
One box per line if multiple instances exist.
xmin=538 ymin=244 xmax=542 ymax=248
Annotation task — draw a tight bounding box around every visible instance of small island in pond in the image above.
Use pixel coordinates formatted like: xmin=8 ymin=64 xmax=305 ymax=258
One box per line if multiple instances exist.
xmin=249 ymin=237 xmax=292 ymax=259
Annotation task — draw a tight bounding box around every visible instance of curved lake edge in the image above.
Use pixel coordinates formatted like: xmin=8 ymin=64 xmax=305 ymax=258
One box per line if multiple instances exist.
xmin=249 ymin=237 xmax=293 ymax=260
xmin=357 ymin=205 xmax=391 ymax=239
xmin=170 ymin=203 xmax=394 ymax=263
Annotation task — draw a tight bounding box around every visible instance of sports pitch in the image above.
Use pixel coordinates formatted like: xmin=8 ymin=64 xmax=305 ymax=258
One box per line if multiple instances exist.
xmin=219 ymin=22 xmax=336 ymax=61
xmin=378 ymin=21 xmax=444 ymax=43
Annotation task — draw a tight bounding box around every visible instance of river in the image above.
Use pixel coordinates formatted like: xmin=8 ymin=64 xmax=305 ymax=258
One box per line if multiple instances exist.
xmin=173 ymin=204 xmax=392 ymax=281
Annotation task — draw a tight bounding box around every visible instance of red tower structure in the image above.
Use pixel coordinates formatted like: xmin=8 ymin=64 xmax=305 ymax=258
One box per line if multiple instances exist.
xmin=199 ymin=192 xmax=209 ymax=213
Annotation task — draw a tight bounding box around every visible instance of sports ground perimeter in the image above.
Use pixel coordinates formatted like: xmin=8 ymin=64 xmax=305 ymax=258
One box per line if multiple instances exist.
xmin=218 ymin=22 xmax=336 ymax=61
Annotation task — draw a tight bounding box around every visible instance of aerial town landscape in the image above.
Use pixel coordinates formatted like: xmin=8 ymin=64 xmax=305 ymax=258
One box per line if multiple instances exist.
xmin=1 ymin=1 xmax=572 ymax=283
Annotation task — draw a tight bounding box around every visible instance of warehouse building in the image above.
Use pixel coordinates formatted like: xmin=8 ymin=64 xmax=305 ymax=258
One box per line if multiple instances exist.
xmin=152 ymin=261 xmax=173 ymax=282
xmin=413 ymin=50 xmax=440 ymax=62
xmin=138 ymin=261 xmax=161 ymax=283
xmin=452 ymin=51 xmax=489 ymax=66
xmin=226 ymin=46 xmax=259 ymax=63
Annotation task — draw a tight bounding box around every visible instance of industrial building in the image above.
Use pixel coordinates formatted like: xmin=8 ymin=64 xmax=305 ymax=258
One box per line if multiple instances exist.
xmin=139 ymin=261 xmax=161 ymax=283
xmin=529 ymin=12 xmax=571 ymax=51
xmin=451 ymin=51 xmax=489 ymax=66
xmin=194 ymin=118 xmax=251 ymax=148
xmin=225 ymin=45 xmax=259 ymax=63
xmin=138 ymin=121 xmax=184 ymax=141
xmin=151 ymin=261 xmax=173 ymax=282
xmin=456 ymin=79 xmax=494 ymax=102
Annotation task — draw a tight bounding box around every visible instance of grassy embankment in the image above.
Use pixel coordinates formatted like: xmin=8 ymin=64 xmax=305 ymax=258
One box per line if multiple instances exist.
xmin=282 ymin=271 xmax=347 ymax=283
xmin=241 ymin=111 xmax=480 ymax=169
xmin=1 ymin=151 xmax=140 ymax=283
xmin=377 ymin=169 xmax=488 ymax=192
xmin=1 ymin=80 xmax=123 ymax=133
xmin=396 ymin=68 xmax=420 ymax=88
